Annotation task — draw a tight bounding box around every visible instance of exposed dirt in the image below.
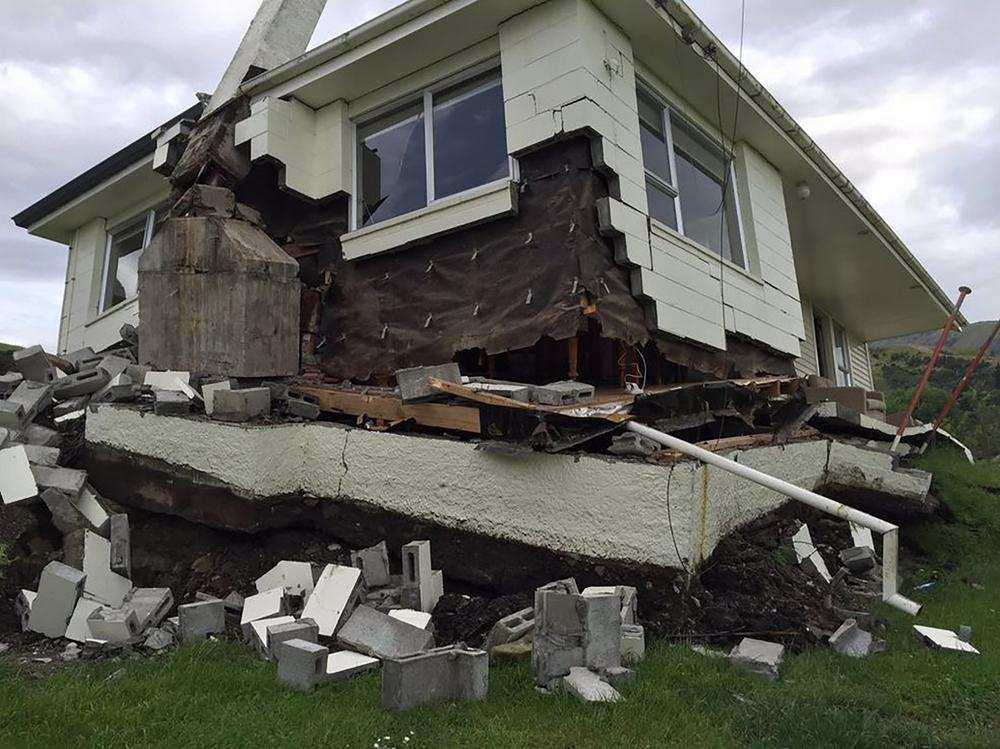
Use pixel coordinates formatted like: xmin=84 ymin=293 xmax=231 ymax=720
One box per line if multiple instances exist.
xmin=432 ymin=592 xmax=534 ymax=648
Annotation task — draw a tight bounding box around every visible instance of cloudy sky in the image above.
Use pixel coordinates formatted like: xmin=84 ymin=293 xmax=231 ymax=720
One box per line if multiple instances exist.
xmin=1 ymin=1 xmax=996 ymax=350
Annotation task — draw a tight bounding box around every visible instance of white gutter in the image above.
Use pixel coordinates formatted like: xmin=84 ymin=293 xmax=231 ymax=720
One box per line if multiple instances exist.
xmin=626 ymin=421 xmax=922 ymax=615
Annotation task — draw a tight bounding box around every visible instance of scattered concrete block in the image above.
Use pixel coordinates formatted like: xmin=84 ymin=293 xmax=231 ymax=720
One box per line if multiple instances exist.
xmin=621 ymin=624 xmax=645 ymax=664
xmin=562 ymin=667 xmax=622 ymax=703
xmin=144 ymin=627 xmax=176 ymax=651
xmin=144 ymin=371 xmax=192 ymax=391
xmin=91 ymin=373 xmax=137 ymax=404
xmin=52 ymin=368 xmax=110 ymax=400
xmin=276 ymin=639 xmax=329 ymax=692
xmin=71 ymin=486 xmax=110 ymax=535
xmin=125 ymin=588 xmax=174 ymax=631
xmin=301 ymin=565 xmax=362 ymax=637
xmin=351 ymin=541 xmax=391 ymax=588
xmin=286 ymin=397 xmax=320 ymax=420
xmin=839 ymin=546 xmax=876 ymax=574
xmin=0 ymin=426 xmax=10 ymax=448
xmin=729 ymin=638 xmax=785 ymax=681
xmin=8 ymin=380 xmax=53 ymax=420
xmin=87 ymin=606 xmax=141 ymax=643
xmin=532 ymin=589 xmax=586 ymax=687
xmin=201 ymin=379 xmax=233 ymax=416
xmin=388 ymin=609 xmax=433 ymax=630
xmin=241 ymin=587 xmax=287 ymax=638
xmin=958 ymin=625 xmax=973 ymax=643
xmin=829 ymin=619 xmax=875 ymax=658
xmin=0 ymin=371 xmax=24 ymax=394
xmin=381 ymin=644 xmax=488 ymax=711
xmin=28 ymin=561 xmax=86 ymax=638
xmin=485 ymin=607 xmax=534 ymax=651
xmin=109 ymin=514 xmax=130 ymax=577
xmin=250 ymin=615 xmax=296 ymax=656
xmin=0 ymin=445 xmax=38 ymax=504
xmin=395 ymin=363 xmax=461 ymax=402
xmin=212 ymin=388 xmax=271 ymax=422
xmin=532 ymin=381 xmax=595 ymax=406
xmin=30 ymin=465 xmax=87 ymax=498
xmin=255 ymin=560 xmax=315 ymax=598
xmin=64 ymin=596 xmax=104 ymax=643
xmin=401 ymin=540 xmax=439 ymax=613
xmin=608 ymin=432 xmax=660 ymax=457
xmin=23 ymin=423 xmax=60 ymax=447
xmin=154 ymin=390 xmax=191 ymax=416
xmin=465 ymin=378 xmax=531 ymax=401
xmin=826 ymin=441 xmax=933 ymax=505
xmin=97 ymin=355 xmax=131 ymax=380
xmin=223 ymin=591 xmax=245 ymax=613
xmin=63 ymin=528 xmax=87 ymax=569
xmin=15 ymin=589 xmax=36 ymax=631
xmin=601 ymin=665 xmax=634 ymax=689
xmin=82 ymin=531 xmax=133 ymax=607
xmin=337 ymin=605 xmax=435 ymax=659
xmin=65 ymin=347 xmax=101 ymax=372
xmin=583 ymin=585 xmax=637 ymax=624
xmin=791 ymin=524 xmax=832 ymax=583
xmin=0 ymin=400 xmax=26 ymax=431
xmin=12 ymin=345 xmax=52 ymax=382
xmin=53 ymin=396 xmax=90 ymax=419
xmin=40 ymin=488 xmax=86 ymax=534
xmin=538 ymin=578 xmax=579 ymax=595
xmin=913 ymin=625 xmax=980 ymax=655
xmin=178 ymin=599 xmax=226 ymax=643
xmin=583 ymin=592 xmax=621 ymax=672
xmin=264 ymin=618 xmax=319 ymax=660
xmin=326 ymin=650 xmax=380 ymax=681
xmin=53 ymin=408 xmax=86 ymax=424
xmin=490 ymin=634 xmax=534 ymax=663
xmin=23 ymin=444 xmax=60 ymax=467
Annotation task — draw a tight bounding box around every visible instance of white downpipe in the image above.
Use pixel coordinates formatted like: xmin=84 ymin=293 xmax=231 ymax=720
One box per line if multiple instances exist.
xmin=626 ymin=421 xmax=922 ymax=615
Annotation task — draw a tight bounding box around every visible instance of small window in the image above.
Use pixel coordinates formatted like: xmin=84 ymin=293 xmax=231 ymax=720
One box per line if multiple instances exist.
xmin=101 ymin=208 xmax=157 ymax=312
xmin=357 ymin=68 xmax=509 ymax=229
xmin=636 ymin=85 xmax=747 ymax=269
xmin=832 ymin=323 xmax=853 ymax=386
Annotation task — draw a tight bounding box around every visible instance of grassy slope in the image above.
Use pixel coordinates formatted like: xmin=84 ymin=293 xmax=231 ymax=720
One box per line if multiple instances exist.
xmin=1 ymin=450 xmax=998 ymax=748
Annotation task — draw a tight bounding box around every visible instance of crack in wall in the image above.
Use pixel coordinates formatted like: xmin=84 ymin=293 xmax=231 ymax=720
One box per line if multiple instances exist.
xmin=336 ymin=428 xmax=351 ymax=497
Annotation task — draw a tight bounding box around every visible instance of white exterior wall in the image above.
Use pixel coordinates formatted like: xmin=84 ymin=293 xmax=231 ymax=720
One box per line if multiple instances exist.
xmin=850 ymin=337 xmax=874 ymax=391
xmin=795 ymin=296 xmax=875 ymax=389
xmin=795 ymin=299 xmax=819 ymax=377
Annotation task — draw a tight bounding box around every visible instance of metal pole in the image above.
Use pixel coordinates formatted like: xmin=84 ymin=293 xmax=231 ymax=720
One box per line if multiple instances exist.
xmin=626 ymin=420 xmax=922 ymax=614
xmin=891 ymin=286 xmax=971 ymax=451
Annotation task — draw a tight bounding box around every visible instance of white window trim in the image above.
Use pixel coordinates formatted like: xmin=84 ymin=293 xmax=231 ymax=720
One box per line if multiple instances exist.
xmin=349 ymin=60 xmax=517 ymax=233
xmin=814 ymin=307 xmax=853 ymax=386
xmin=98 ymin=207 xmax=156 ymax=313
xmin=636 ymin=80 xmax=750 ymax=272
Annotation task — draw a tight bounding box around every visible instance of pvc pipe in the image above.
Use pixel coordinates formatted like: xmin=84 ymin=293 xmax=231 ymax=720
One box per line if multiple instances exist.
xmin=626 ymin=421 xmax=922 ymax=615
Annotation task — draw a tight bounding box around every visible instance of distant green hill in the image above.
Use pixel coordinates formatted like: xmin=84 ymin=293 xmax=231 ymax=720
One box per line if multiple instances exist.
xmin=872 ymin=320 xmax=999 ymax=357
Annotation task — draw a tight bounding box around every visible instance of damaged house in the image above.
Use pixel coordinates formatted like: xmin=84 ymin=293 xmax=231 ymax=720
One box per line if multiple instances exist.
xmin=8 ymin=0 xmax=971 ymax=645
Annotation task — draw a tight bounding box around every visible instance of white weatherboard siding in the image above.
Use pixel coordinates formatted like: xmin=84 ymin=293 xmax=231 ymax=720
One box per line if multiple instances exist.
xmin=59 ymin=218 xmax=106 ymax=354
xmin=850 ymin=337 xmax=874 ymax=391
xmin=87 ymin=406 xmax=841 ymax=571
xmin=795 ymin=299 xmax=819 ymax=377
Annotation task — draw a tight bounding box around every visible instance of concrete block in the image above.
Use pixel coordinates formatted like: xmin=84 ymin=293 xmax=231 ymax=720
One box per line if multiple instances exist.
xmin=53 ymin=396 xmax=90 ymax=419
xmin=583 ymin=585 xmax=637 ymax=624
xmin=82 ymin=530 xmax=133 ymax=607
xmin=729 ymin=638 xmax=785 ymax=681
xmin=72 ymin=486 xmax=110 ymax=535
xmin=264 ymin=618 xmax=319 ymax=660
xmin=829 ymin=619 xmax=875 ymax=658
xmin=223 ymin=591 xmax=245 ymax=613
xmin=31 ymin=465 xmax=87 ymax=497
xmin=532 ymin=381 xmax=595 ymax=406
xmin=791 ymin=524 xmax=832 ymax=583
xmin=250 ymin=615 xmax=296 ymax=656
xmin=24 ymin=444 xmax=60 ymax=467
xmin=28 ymin=561 xmax=86 ymax=638
xmin=608 ymin=432 xmax=660 ymax=457
xmin=144 ymin=371 xmax=192 ymax=391
xmin=601 ymin=665 xmax=634 ymax=689
xmin=87 ymin=605 xmax=141 ymax=643
xmin=40 ymin=488 xmax=86 ymax=534
xmin=52 ymin=368 xmax=110 ymax=400
xmin=65 ymin=347 xmax=101 ymax=372
xmin=395 ymin=363 xmax=461 ymax=402
xmin=465 ymin=378 xmax=531 ymax=401
xmin=958 ymin=625 xmax=973 ymax=643
xmin=532 ymin=590 xmax=585 ymax=687
xmin=12 ymin=345 xmax=51 ymax=382
xmin=153 ymin=390 xmax=191 ymax=416
xmin=538 ymin=578 xmax=579 ymax=595
xmin=144 ymin=627 xmax=176 ymax=650
xmin=241 ymin=587 xmax=287 ymax=638
xmin=381 ymin=644 xmax=488 ymax=711
xmin=583 ymin=593 xmax=621 ymax=671
xmin=839 ymin=546 xmax=875 ymax=574
xmin=212 ymin=388 xmax=271 ymax=422
xmin=286 ymin=397 xmax=320 ymax=420
xmin=23 ymin=423 xmax=60 ymax=447
xmin=15 ymin=589 xmax=36 ymax=631
xmin=0 ymin=445 xmax=38 ymax=504
xmin=301 ymin=565 xmax=361 ymax=637
xmin=255 ymin=560 xmax=315 ymax=598
xmin=621 ymin=624 xmax=645 ymax=664
xmin=200 ymin=379 xmax=233 ymax=416
xmin=8 ymin=380 xmax=53 ymax=422
xmin=326 ymin=650 xmax=380 ymax=681
xmin=63 ymin=528 xmax=87 ymax=569
xmin=97 ymin=355 xmax=131 ymax=380
xmin=562 ymin=667 xmax=622 ymax=703
xmin=178 ymin=599 xmax=226 ymax=642
xmin=913 ymin=625 xmax=980 ymax=655
xmin=485 ymin=607 xmax=534 ymax=651
xmin=0 ymin=371 xmax=23 ymax=395
xmin=351 ymin=541 xmax=391 ymax=588
xmin=0 ymin=400 xmax=26 ymax=431
xmin=125 ymin=587 xmax=174 ymax=630
xmin=849 ymin=522 xmax=876 ymax=552
xmin=64 ymin=596 xmax=104 ymax=642
xmin=388 ymin=609 xmax=433 ymax=630
xmin=276 ymin=639 xmax=329 ymax=692
xmin=826 ymin=441 xmax=932 ymax=504
xmin=337 ymin=605 xmax=435 ymax=659
xmin=109 ymin=514 xmax=130 ymax=577
xmin=91 ymin=374 xmax=137 ymax=404
xmin=401 ymin=540 xmax=440 ymax=613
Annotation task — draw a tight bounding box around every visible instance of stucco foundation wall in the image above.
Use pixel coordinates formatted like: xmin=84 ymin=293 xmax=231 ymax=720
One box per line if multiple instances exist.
xmin=86 ymin=406 xmax=846 ymax=571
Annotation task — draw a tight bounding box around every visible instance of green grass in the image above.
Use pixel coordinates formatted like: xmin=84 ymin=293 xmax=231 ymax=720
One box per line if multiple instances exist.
xmin=2 ymin=450 xmax=999 ymax=748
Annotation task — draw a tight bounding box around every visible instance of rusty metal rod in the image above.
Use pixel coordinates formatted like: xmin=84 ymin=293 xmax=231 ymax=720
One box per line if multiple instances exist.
xmin=891 ymin=286 xmax=971 ymax=451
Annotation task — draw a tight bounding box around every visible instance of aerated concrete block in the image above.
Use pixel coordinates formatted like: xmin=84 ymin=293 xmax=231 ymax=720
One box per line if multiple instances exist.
xmin=153 ymin=390 xmax=190 ymax=416
xmin=401 ymin=540 xmax=439 ymax=613
xmin=286 ymin=397 xmax=320 ymax=420
xmin=265 ymin=618 xmax=319 ymax=661
xmin=255 ymin=560 xmax=314 ymax=598
xmin=381 ymin=644 xmax=488 ymax=712
xmin=64 ymin=596 xmax=104 ymax=643
xmin=12 ymin=345 xmax=51 ymax=382
xmin=87 ymin=605 xmax=141 ymax=643
xmin=0 ymin=445 xmax=38 ymax=504
xmin=31 ymin=465 xmax=87 ymax=498
xmin=327 ymin=650 xmax=380 ymax=682
xmin=729 ymin=638 xmax=785 ymax=681
xmin=109 ymin=514 xmax=130 ymax=577
xmin=531 ymin=381 xmax=595 ymax=406
xmin=337 ymin=605 xmax=435 ymax=659
xmin=15 ymin=589 xmax=36 ymax=631
xmin=395 ymin=363 xmax=461 ymax=402
xmin=24 ymin=444 xmax=60 ymax=467
xmin=52 ymin=368 xmax=110 ymax=400
xmin=28 ymin=561 xmax=86 ymax=638
xmin=250 ymin=615 xmax=296 ymax=656
xmin=621 ymin=624 xmax=646 ymax=664
xmin=65 ymin=347 xmax=101 ymax=372
xmin=791 ymin=524 xmax=832 ymax=583
xmin=562 ymin=667 xmax=622 ymax=703
xmin=351 ymin=541 xmax=391 ymax=588
xmin=0 ymin=400 xmax=26 ymax=431
xmin=532 ymin=589 xmax=585 ymax=687
xmin=388 ymin=609 xmax=433 ymax=630
xmin=7 ymin=380 xmax=52 ymax=423
xmin=212 ymin=387 xmax=271 ymax=422
xmin=72 ymin=486 xmax=110 ymax=534
xmin=583 ymin=593 xmax=621 ymax=672
xmin=485 ymin=607 xmax=535 ymax=651
xmin=200 ymin=379 xmax=233 ymax=416
xmin=301 ymin=565 xmax=361 ymax=637
xmin=241 ymin=587 xmax=287 ymax=638
xmin=125 ymin=587 xmax=174 ymax=631
xmin=83 ymin=531 xmax=132 ymax=607
xmin=829 ymin=619 xmax=875 ymax=658
xmin=839 ymin=546 xmax=876 ymax=574
xmin=538 ymin=578 xmax=579 ymax=595
xmin=178 ymin=599 xmax=226 ymax=643
xmin=40 ymin=488 xmax=86 ymax=534
xmin=23 ymin=423 xmax=60 ymax=447
xmin=276 ymin=639 xmax=329 ymax=692
xmin=144 ymin=371 xmax=192 ymax=391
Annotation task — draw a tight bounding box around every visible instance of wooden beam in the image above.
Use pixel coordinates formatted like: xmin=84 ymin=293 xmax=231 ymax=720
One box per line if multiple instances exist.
xmin=290 ymin=384 xmax=481 ymax=434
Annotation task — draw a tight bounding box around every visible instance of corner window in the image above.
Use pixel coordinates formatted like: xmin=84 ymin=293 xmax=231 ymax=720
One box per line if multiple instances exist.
xmin=357 ymin=68 xmax=509 ymax=229
xmin=100 ymin=206 xmax=161 ymax=312
xmin=637 ymin=87 xmax=746 ymax=268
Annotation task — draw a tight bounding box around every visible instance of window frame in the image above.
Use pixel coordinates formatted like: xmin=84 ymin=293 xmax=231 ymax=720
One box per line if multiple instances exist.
xmin=351 ymin=60 xmax=516 ymax=232
xmin=636 ymin=80 xmax=749 ymax=271
xmin=814 ymin=308 xmax=853 ymax=386
xmin=99 ymin=207 xmax=157 ymax=313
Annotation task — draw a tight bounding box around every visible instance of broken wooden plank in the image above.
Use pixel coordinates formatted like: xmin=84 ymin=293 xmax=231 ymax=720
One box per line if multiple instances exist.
xmin=428 ymin=378 xmax=632 ymax=422
xmin=290 ymin=385 xmax=480 ymax=435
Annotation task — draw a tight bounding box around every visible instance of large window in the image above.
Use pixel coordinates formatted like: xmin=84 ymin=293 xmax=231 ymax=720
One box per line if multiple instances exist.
xmin=357 ymin=68 xmax=509 ymax=229
xmin=100 ymin=206 xmax=161 ymax=312
xmin=637 ymin=86 xmax=746 ymax=268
